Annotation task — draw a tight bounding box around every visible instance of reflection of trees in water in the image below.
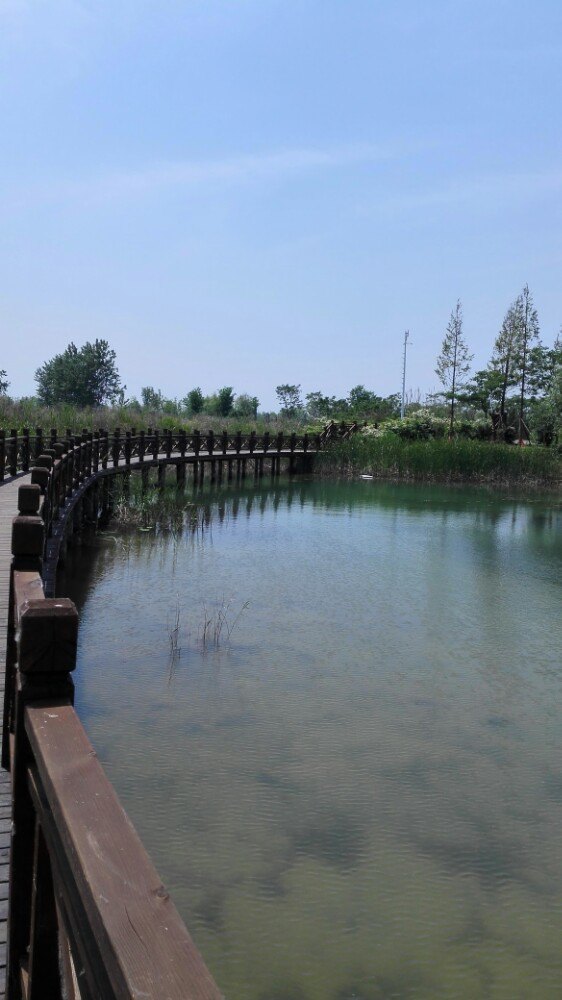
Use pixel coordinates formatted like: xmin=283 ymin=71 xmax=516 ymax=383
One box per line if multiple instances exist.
xmin=59 ymin=475 xmax=560 ymax=616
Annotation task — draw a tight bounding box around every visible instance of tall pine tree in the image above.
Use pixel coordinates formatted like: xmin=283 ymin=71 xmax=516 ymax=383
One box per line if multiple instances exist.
xmin=435 ymin=300 xmax=473 ymax=435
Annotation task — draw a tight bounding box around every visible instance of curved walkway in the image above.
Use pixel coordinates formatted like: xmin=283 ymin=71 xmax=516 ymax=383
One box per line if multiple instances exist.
xmin=0 ymin=473 xmax=30 ymax=998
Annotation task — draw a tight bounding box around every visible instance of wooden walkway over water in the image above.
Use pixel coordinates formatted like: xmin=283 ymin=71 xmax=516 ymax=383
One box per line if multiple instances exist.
xmin=0 ymin=423 xmax=356 ymax=997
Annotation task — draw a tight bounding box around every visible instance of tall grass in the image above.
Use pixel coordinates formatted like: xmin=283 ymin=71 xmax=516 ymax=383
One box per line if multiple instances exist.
xmin=0 ymin=397 xmax=319 ymax=435
xmin=317 ymin=436 xmax=562 ymax=486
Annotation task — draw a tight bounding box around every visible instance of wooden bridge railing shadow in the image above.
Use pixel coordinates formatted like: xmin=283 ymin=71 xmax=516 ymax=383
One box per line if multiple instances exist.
xmin=0 ymin=420 xmax=358 ymax=998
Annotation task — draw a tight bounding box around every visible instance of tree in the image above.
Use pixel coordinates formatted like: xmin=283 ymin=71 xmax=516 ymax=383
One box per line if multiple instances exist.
xmin=460 ymin=369 xmax=504 ymax=416
xmin=35 ymin=340 xmax=121 ymax=407
xmin=216 ymin=386 xmax=235 ymax=418
xmin=233 ymin=393 xmax=259 ymax=419
xmin=526 ymin=336 xmax=562 ymax=400
xmin=515 ymin=284 xmax=539 ymax=442
xmin=275 ymin=384 xmax=303 ymax=416
xmin=0 ymin=370 xmax=8 ymax=395
xmin=305 ymin=392 xmax=342 ymax=419
xmin=347 ymin=385 xmax=379 ymax=416
xmin=183 ymin=387 xmax=204 ymax=415
xmin=489 ymin=303 xmax=523 ymax=427
xmin=141 ymin=386 xmax=164 ymax=410
xmin=435 ymin=300 xmax=473 ymax=435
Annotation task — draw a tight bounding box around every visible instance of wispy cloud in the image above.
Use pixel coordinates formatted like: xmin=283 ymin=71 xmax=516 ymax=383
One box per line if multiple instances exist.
xmin=7 ymin=141 xmax=422 ymax=209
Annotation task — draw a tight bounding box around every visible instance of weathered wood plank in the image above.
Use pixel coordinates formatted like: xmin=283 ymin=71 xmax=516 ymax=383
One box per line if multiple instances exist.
xmin=26 ymin=704 xmax=222 ymax=999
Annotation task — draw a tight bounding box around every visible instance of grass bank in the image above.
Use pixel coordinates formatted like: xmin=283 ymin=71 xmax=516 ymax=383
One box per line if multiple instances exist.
xmin=317 ymin=436 xmax=562 ymax=487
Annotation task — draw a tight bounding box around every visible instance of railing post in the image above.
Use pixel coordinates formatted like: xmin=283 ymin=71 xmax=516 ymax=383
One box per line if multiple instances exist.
xmin=262 ymin=431 xmax=270 ymax=454
xmin=66 ymin=436 xmax=75 ymax=498
xmin=193 ymin=429 xmax=201 ymax=457
xmin=2 ymin=498 xmax=43 ymax=770
xmin=101 ymin=429 xmax=109 ymax=470
xmin=72 ymin=435 xmax=81 ymax=489
xmin=290 ymin=432 xmax=297 ymax=453
xmin=303 ymin=433 xmax=309 ymax=454
xmin=6 ymin=553 xmax=77 ymax=999
xmin=221 ymin=430 xmax=228 ymax=455
xmin=139 ymin=429 xmax=145 ymax=463
xmin=112 ymin=428 xmax=120 ymax=469
xmin=81 ymin=429 xmax=89 ymax=480
xmin=249 ymin=431 xmax=256 ymax=454
xmin=207 ymin=430 xmax=215 ymax=456
xmin=9 ymin=429 xmax=18 ymax=476
xmin=125 ymin=431 xmax=132 ymax=467
xmin=166 ymin=429 xmax=173 ymax=459
xmin=0 ymin=429 xmax=5 ymax=480
xmin=34 ymin=428 xmax=43 ymax=462
xmin=86 ymin=432 xmax=93 ymax=477
xmin=276 ymin=431 xmax=283 ymax=453
xmin=179 ymin=429 xmax=187 ymax=458
xmin=21 ymin=428 xmax=30 ymax=472
xmin=235 ymin=430 xmax=242 ymax=454
xmin=153 ymin=428 xmax=159 ymax=461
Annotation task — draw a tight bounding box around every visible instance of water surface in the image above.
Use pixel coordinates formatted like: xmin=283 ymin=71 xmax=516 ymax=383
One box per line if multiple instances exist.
xmin=61 ymin=480 xmax=562 ymax=1000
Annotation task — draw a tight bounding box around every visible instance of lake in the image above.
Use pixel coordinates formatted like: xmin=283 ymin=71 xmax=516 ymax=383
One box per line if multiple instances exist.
xmin=60 ymin=479 xmax=562 ymax=1000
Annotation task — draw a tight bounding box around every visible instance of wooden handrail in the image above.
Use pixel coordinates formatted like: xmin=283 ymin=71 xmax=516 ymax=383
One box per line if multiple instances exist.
xmin=25 ymin=703 xmax=222 ymax=999
xmin=4 ymin=551 xmax=222 ymax=998
xmin=0 ymin=426 xmax=347 ymax=484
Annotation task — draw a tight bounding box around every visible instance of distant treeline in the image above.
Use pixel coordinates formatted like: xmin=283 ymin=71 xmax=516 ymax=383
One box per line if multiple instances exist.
xmin=1 ymin=283 xmax=560 ymax=441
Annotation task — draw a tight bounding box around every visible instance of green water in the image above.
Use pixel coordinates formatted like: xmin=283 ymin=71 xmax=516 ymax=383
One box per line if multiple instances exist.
xmin=61 ymin=479 xmax=562 ymax=1000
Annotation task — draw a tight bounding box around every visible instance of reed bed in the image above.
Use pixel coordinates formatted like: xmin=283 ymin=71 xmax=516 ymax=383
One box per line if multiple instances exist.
xmin=317 ymin=436 xmax=562 ymax=486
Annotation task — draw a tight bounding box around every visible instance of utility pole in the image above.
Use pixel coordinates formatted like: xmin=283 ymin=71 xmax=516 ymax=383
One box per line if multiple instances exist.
xmin=400 ymin=330 xmax=409 ymax=419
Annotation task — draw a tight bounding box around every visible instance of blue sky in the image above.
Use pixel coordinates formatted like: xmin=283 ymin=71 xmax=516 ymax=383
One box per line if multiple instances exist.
xmin=2 ymin=0 xmax=561 ymax=409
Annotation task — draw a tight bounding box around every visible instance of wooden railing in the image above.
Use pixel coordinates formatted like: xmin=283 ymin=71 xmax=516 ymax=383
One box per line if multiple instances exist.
xmin=0 ymin=422 xmax=359 ymax=484
xmin=0 ymin=418 xmax=359 ymax=996
xmin=3 ymin=492 xmax=225 ymax=996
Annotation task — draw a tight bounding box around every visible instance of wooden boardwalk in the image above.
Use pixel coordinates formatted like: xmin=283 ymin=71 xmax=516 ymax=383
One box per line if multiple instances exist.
xmin=0 ymin=473 xmax=29 ymax=998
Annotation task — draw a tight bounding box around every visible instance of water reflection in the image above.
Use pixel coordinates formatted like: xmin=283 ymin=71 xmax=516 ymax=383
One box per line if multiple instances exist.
xmin=61 ymin=479 xmax=562 ymax=1000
